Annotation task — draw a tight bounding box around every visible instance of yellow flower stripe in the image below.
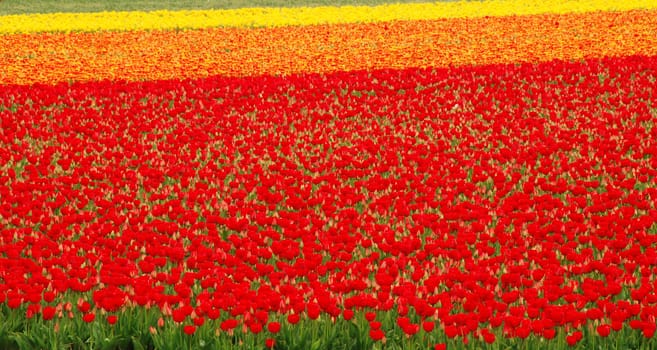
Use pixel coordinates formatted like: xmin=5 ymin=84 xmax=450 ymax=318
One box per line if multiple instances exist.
xmin=2 ymin=9 xmax=656 ymax=86
xmin=0 ymin=0 xmax=656 ymax=33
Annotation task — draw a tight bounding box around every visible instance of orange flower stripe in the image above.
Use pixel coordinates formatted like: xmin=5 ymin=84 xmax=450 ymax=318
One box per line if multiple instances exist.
xmin=1 ymin=9 xmax=656 ymax=85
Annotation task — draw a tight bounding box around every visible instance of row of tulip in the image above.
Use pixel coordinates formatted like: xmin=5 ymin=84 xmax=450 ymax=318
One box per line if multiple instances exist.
xmin=1 ymin=0 xmax=656 ymax=34
xmin=2 ymin=9 xmax=656 ymax=85
xmin=2 ymin=53 xmax=657 ymax=349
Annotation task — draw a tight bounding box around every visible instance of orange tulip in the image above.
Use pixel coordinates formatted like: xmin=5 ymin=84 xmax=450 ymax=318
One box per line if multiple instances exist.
xmin=1 ymin=9 xmax=655 ymax=85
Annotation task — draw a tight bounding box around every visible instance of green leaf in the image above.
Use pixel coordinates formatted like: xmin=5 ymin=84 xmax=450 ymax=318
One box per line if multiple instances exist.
xmin=9 ymin=333 xmax=34 ymax=350
xmin=132 ymin=336 xmax=146 ymax=350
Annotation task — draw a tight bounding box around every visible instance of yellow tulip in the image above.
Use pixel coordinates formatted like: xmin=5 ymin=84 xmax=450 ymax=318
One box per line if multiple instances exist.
xmin=0 ymin=0 xmax=656 ymax=34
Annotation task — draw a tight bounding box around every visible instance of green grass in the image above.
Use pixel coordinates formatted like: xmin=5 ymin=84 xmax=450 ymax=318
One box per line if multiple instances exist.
xmin=0 ymin=0 xmax=453 ymax=16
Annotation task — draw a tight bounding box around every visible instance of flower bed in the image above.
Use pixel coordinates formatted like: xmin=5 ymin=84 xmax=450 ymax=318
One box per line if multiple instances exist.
xmin=1 ymin=1 xmax=656 ymax=349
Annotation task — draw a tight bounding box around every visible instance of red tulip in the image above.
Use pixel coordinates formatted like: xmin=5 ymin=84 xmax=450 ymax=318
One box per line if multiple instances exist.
xmin=77 ymin=300 xmax=91 ymax=313
xmin=42 ymin=306 xmax=56 ymax=321
xmin=307 ymin=303 xmax=320 ymax=320
xmin=482 ymin=329 xmax=496 ymax=344
xmin=343 ymin=309 xmax=354 ymax=321
xmin=287 ymin=314 xmax=300 ymax=325
xmin=566 ymin=331 xmax=582 ymax=346
xmin=422 ymin=321 xmax=435 ymax=332
xmin=193 ymin=317 xmax=205 ymax=327
xmin=597 ymin=324 xmax=611 ymax=337
xmin=369 ymin=329 xmax=385 ymax=342
xmin=183 ymin=325 xmax=196 ymax=335
xmin=107 ymin=315 xmax=118 ymax=325
xmin=220 ymin=319 xmax=239 ymax=332
xmin=267 ymin=321 xmax=281 ymax=333
xmin=82 ymin=313 xmax=95 ymax=323
xmin=249 ymin=322 xmax=263 ymax=334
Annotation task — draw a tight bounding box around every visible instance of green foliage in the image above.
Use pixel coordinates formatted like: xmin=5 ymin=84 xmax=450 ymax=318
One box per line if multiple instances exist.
xmin=0 ymin=0 xmax=462 ymax=16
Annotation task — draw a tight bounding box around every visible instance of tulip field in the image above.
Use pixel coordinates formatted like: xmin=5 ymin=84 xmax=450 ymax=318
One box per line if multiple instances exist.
xmin=1 ymin=0 xmax=657 ymax=349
